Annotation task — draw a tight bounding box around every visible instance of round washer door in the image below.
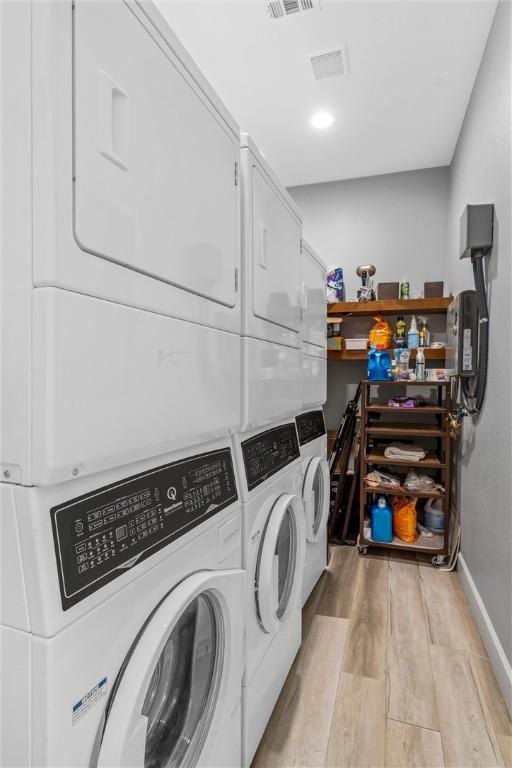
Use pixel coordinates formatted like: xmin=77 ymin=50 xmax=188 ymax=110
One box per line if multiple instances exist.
xmin=256 ymin=493 xmax=306 ymax=634
xmin=302 ymin=456 xmax=330 ymax=543
xmin=96 ymin=569 xmax=244 ymax=768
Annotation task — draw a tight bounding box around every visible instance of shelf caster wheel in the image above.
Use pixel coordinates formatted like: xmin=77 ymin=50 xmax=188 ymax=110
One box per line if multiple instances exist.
xmin=356 ymin=536 xmax=368 ymax=555
xmin=431 ymin=555 xmax=446 ymax=568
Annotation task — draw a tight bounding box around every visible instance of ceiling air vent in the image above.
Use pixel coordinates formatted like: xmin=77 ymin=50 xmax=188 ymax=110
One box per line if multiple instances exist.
xmin=267 ymin=0 xmax=318 ymax=20
xmin=309 ymin=46 xmax=349 ymax=80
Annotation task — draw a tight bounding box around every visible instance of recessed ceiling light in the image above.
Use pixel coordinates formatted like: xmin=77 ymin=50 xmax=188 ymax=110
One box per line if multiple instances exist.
xmin=310 ymin=111 xmax=334 ymax=129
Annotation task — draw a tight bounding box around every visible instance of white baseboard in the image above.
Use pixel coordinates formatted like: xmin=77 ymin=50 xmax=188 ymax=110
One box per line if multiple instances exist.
xmin=457 ymin=554 xmax=512 ymax=716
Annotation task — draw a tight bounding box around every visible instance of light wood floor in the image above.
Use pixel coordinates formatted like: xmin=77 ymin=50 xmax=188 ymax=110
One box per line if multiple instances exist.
xmin=252 ymin=545 xmax=512 ymax=768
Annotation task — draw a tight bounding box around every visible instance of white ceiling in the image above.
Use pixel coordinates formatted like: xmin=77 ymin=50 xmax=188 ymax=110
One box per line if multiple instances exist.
xmin=157 ymin=0 xmax=497 ymax=188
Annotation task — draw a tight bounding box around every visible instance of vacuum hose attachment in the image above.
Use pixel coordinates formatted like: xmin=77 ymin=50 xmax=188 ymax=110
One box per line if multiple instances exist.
xmin=462 ymin=250 xmax=489 ymax=414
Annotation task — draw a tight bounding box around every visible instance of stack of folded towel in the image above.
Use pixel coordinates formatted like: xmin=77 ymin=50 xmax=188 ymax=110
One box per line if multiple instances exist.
xmin=384 ymin=442 xmax=426 ymax=462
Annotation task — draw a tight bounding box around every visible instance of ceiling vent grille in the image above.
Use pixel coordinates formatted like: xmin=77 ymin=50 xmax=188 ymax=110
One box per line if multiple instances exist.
xmin=308 ymin=46 xmax=349 ymax=80
xmin=267 ymin=0 xmax=318 ymax=20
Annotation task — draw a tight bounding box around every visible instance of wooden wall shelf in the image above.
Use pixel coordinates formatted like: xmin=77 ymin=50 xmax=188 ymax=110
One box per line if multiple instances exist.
xmin=328 ymin=347 xmax=446 ymax=362
xmin=327 ymin=297 xmax=452 ymax=317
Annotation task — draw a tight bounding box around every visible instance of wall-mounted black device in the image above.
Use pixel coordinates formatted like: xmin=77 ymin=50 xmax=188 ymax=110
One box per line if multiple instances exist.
xmin=454 ymin=203 xmax=494 ymax=414
xmin=459 ymin=204 xmax=494 ymax=259
xmin=446 ymin=291 xmax=478 ymax=377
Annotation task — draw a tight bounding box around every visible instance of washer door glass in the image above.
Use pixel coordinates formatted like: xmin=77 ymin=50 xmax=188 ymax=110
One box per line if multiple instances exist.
xmin=256 ymin=493 xmax=305 ymax=632
xmin=311 ymin=464 xmax=324 ymax=536
xmin=303 ymin=457 xmax=329 ymax=543
xmin=275 ymin=507 xmax=295 ymax=619
xmin=141 ymin=593 xmax=220 ymax=768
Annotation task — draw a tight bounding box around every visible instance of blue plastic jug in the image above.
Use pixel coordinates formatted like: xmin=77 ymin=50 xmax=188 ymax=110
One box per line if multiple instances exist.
xmin=368 ymin=346 xmax=392 ymax=381
xmin=371 ymin=496 xmax=393 ymax=543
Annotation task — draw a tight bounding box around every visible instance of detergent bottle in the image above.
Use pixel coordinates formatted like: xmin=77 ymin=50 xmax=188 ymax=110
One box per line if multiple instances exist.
xmin=368 ymin=344 xmax=392 ymax=381
xmin=371 ymin=496 xmax=393 ymax=543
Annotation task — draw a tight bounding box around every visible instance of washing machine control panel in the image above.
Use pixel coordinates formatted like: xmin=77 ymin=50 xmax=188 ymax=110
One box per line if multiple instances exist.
xmin=242 ymin=423 xmax=300 ymax=491
xmin=51 ymin=449 xmax=238 ymax=610
xmin=295 ymin=410 xmax=326 ymax=446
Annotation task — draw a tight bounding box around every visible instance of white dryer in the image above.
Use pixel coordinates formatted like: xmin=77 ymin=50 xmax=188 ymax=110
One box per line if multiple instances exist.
xmin=1 ymin=440 xmax=244 ymax=767
xmin=300 ymin=240 xmax=327 ymax=409
xmin=232 ymin=421 xmax=306 ymax=766
xmin=295 ymin=409 xmax=330 ymax=606
xmin=240 ymin=134 xmax=303 ymax=431
xmin=1 ymin=0 xmax=241 ymax=486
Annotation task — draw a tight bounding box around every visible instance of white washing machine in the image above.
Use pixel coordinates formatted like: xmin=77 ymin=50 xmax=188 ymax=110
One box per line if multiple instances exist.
xmin=295 ymin=409 xmax=330 ymax=606
xmin=1 ymin=440 xmax=245 ymax=767
xmin=1 ymin=0 xmax=241 ymax=486
xmin=300 ymin=240 xmax=327 ymax=409
xmin=239 ymin=133 xmax=303 ymax=431
xmin=232 ymin=421 xmax=306 ymax=766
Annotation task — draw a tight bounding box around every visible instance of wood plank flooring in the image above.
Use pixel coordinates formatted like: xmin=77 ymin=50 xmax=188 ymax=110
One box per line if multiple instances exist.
xmin=252 ymin=545 xmax=511 ymax=768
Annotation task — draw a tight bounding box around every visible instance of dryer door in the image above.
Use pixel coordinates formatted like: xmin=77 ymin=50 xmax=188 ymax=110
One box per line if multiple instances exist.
xmin=95 ymin=569 xmax=244 ymax=768
xmin=256 ymin=494 xmax=305 ymax=634
xmin=302 ymin=457 xmax=330 ymax=543
xmin=301 ymin=246 xmax=327 ymax=350
xmin=73 ymin=0 xmax=239 ymax=308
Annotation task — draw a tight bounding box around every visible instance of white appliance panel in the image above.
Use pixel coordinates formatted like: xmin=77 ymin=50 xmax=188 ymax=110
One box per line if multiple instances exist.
xmin=240 ymin=135 xmax=302 ymax=348
xmin=242 ymin=337 xmax=301 ymax=430
xmin=31 ymin=289 xmax=240 ymax=485
xmin=251 ymin=166 xmax=301 ymax=333
xmin=3 ymin=440 xmax=242 ymax=637
xmin=301 ymin=350 xmax=327 ymax=409
xmin=73 ymin=1 xmax=239 ymax=310
xmin=301 ymin=242 xmax=326 ymax=350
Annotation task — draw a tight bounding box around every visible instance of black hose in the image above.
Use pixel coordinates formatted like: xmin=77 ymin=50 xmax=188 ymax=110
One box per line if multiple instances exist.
xmin=462 ymin=251 xmax=489 ymax=414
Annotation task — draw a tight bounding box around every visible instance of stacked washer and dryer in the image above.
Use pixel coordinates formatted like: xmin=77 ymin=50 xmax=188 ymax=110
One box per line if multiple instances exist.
xmin=0 ymin=3 xmax=327 ymax=768
xmin=1 ymin=3 xmax=245 ymax=767
xmin=234 ymin=136 xmax=327 ymax=765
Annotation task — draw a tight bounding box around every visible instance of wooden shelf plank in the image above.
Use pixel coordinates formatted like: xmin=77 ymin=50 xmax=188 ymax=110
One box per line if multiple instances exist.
xmin=366 ymin=422 xmax=445 ymax=437
xmin=328 ymin=348 xmax=446 ymax=361
xmin=327 ymin=297 xmax=452 ymax=317
xmin=360 ymin=533 xmax=446 ymax=553
xmin=366 ymin=404 xmax=446 ymax=414
xmin=363 ymin=379 xmax=448 ymax=386
xmin=363 ymin=484 xmax=444 ymax=499
xmin=365 ymin=447 xmax=444 ymax=468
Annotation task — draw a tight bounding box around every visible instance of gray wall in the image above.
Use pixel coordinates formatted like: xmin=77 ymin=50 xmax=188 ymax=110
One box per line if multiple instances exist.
xmin=289 ymin=167 xmax=450 ymax=430
xmin=446 ymin=0 xmax=511 ymax=663
xmin=290 ymin=167 xmax=449 ymax=301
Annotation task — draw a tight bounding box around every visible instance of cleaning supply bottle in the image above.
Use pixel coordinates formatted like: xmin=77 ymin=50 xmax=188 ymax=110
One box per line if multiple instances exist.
xmin=407 ymin=315 xmax=419 ymax=349
xmin=395 ymin=316 xmax=407 ymax=349
xmin=371 ymin=496 xmax=393 ymax=542
xmin=368 ymin=344 xmax=392 ymax=381
xmin=422 ymin=318 xmax=430 ymax=347
xmin=415 ymin=347 xmax=425 ymax=382
xmin=399 ymin=278 xmax=410 ymax=300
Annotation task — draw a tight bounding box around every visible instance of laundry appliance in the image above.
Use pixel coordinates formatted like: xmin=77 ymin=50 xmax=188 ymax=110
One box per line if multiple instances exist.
xmin=1 ymin=439 xmax=244 ymax=768
xmin=231 ymin=420 xmax=306 ymax=765
xmin=295 ymin=409 xmax=330 ymax=606
xmin=1 ymin=0 xmax=241 ymax=487
xmin=239 ymin=134 xmax=303 ymax=431
xmin=300 ymin=241 xmax=327 ymax=409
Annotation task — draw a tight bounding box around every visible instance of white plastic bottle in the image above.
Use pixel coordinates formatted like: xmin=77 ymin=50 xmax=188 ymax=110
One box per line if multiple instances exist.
xmin=407 ymin=315 xmax=419 ymax=349
xmin=415 ymin=347 xmax=425 ymax=382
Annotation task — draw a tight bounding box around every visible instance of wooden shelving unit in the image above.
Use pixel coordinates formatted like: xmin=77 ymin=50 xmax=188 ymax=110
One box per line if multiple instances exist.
xmin=327 ymin=297 xmax=452 ymax=317
xmin=358 ymin=379 xmax=451 ymax=562
xmin=328 ymin=347 xmax=445 ymax=362
xmin=327 ymin=297 xmax=451 ymax=362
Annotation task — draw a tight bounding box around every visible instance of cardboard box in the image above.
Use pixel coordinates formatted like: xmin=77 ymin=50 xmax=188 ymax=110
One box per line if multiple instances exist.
xmin=424 ymin=281 xmax=444 ymax=297
xmin=377 ymin=282 xmax=399 ymax=299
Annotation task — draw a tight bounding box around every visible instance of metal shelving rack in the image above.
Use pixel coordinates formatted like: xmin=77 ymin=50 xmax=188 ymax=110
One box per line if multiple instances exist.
xmin=358 ymin=379 xmax=451 ymax=564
